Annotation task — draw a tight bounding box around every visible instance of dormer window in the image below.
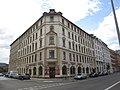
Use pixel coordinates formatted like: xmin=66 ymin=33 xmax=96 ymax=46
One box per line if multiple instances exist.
xmin=50 ymin=16 xmax=54 ymax=22
xmin=62 ymin=19 xmax=64 ymax=24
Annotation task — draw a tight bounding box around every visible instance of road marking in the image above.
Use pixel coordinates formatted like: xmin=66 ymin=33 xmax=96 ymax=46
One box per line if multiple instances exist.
xmin=17 ymin=80 xmax=85 ymax=90
xmin=43 ymin=81 xmax=54 ymax=82
xmin=17 ymin=82 xmax=72 ymax=90
xmin=104 ymin=81 xmax=120 ymax=90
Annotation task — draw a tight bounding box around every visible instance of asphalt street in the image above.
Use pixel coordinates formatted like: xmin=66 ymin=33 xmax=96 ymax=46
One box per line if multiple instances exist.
xmin=0 ymin=73 xmax=120 ymax=90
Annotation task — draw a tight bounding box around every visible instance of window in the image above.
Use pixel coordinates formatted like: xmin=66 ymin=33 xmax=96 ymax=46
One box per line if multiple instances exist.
xmin=79 ymin=45 xmax=81 ymax=52
xmin=62 ymin=66 xmax=67 ymax=75
xmin=40 ymin=29 xmax=42 ymax=36
xmin=76 ymin=44 xmax=78 ymax=51
xmin=33 ymin=67 xmax=36 ymax=75
xmin=35 ymin=42 xmax=37 ymax=50
xmin=69 ymin=53 xmax=72 ymax=61
xmin=72 ymin=33 xmax=74 ymax=40
xmin=78 ymin=37 xmax=80 ymax=43
xmin=69 ymin=41 xmax=71 ymax=49
xmin=50 ymin=26 xmax=54 ymax=31
xmin=32 ymin=43 xmax=34 ymax=51
xmin=49 ymin=36 xmax=54 ymax=45
xmin=30 ymin=37 xmax=32 ymax=43
xmin=82 ymin=56 xmax=84 ymax=63
xmin=33 ymin=34 xmax=34 ymax=41
xmin=29 ymin=56 xmax=31 ymax=63
xmin=75 ymin=35 xmax=77 ymax=41
xmin=68 ymin=23 xmax=70 ymax=28
xmin=63 ymin=51 xmax=66 ymax=60
xmin=50 ymin=16 xmax=54 ymax=22
xmin=35 ymin=33 xmax=37 ymax=39
xmin=72 ymin=42 xmax=74 ymax=50
xmin=62 ymin=28 xmax=65 ymax=35
xmin=79 ymin=55 xmax=81 ymax=62
xmin=62 ymin=39 xmax=65 ymax=47
xmin=76 ymin=55 xmax=78 ymax=62
xmin=39 ymin=66 xmax=42 ymax=75
xmin=27 ymin=57 xmax=28 ymax=63
xmin=40 ymin=52 xmax=42 ymax=60
xmin=40 ymin=39 xmax=42 ymax=48
xmin=29 ymin=45 xmax=31 ymax=52
xmin=62 ymin=19 xmax=64 ymax=24
xmin=27 ymin=46 xmax=29 ymax=54
xmin=32 ymin=55 xmax=34 ymax=62
xmin=36 ymin=23 xmax=38 ymax=29
xmin=41 ymin=19 xmax=42 ymax=24
xmin=68 ymin=32 xmax=70 ymax=38
xmin=73 ymin=54 xmax=75 ymax=61
xmin=49 ymin=50 xmax=54 ymax=59
xmin=71 ymin=25 xmax=73 ymax=30
xmin=35 ymin=54 xmax=37 ymax=62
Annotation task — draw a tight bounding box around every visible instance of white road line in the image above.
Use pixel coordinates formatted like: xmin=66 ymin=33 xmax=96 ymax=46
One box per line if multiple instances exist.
xmin=43 ymin=81 xmax=54 ymax=82
xmin=104 ymin=81 xmax=120 ymax=90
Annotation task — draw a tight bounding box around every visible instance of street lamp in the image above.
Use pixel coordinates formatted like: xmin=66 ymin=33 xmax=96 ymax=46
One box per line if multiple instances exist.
xmin=111 ymin=0 xmax=120 ymax=46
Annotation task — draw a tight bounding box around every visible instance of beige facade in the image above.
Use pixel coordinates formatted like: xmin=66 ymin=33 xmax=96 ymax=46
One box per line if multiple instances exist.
xmin=9 ymin=9 xmax=109 ymax=78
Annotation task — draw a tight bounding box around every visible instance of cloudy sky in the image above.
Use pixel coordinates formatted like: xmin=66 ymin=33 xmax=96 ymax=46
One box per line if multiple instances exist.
xmin=0 ymin=0 xmax=120 ymax=64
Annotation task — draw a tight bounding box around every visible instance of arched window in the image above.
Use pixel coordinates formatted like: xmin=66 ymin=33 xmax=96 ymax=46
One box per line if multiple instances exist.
xmin=78 ymin=67 xmax=81 ymax=73
xmin=86 ymin=67 xmax=89 ymax=73
xmin=33 ymin=67 xmax=36 ymax=75
xmin=39 ymin=66 xmax=43 ymax=75
xmin=70 ymin=66 xmax=75 ymax=74
xmin=62 ymin=66 xmax=67 ymax=75
xmin=83 ymin=67 xmax=85 ymax=73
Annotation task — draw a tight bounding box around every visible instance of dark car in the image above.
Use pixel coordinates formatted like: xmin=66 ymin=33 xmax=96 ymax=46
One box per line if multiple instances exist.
xmin=18 ymin=73 xmax=30 ymax=80
xmin=89 ymin=73 xmax=98 ymax=77
xmin=89 ymin=72 xmax=94 ymax=77
xmin=98 ymin=72 xmax=104 ymax=76
xmin=103 ymin=71 xmax=108 ymax=75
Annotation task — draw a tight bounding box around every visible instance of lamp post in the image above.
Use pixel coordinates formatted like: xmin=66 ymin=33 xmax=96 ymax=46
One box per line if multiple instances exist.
xmin=111 ymin=0 xmax=120 ymax=46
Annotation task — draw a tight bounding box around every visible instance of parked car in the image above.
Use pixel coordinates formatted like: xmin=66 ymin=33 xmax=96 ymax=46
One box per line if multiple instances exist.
xmin=89 ymin=72 xmax=94 ymax=77
xmin=12 ymin=73 xmax=20 ymax=79
xmin=89 ymin=73 xmax=98 ymax=77
xmin=74 ymin=73 xmax=87 ymax=80
xmin=103 ymin=71 xmax=108 ymax=75
xmin=0 ymin=73 xmax=3 ymax=76
xmin=18 ymin=73 xmax=31 ymax=80
xmin=8 ymin=71 xmax=18 ymax=78
xmin=98 ymin=72 xmax=104 ymax=76
xmin=5 ymin=72 xmax=9 ymax=77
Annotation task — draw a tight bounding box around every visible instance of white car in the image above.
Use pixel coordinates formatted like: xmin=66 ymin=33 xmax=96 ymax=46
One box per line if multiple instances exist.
xmin=0 ymin=73 xmax=3 ymax=76
xmin=74 ymin=73 xmax=87 ymax=80
xmin=8 ymin=71 xmax=18 ymax=78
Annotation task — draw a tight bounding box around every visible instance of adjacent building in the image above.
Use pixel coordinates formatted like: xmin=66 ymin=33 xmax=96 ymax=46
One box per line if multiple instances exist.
xmin=0 ymin=63 xmax=8 ymax=73
xmin=9 ymin=9 xmax=114 ymax=78
xmin=110 ymin=50 xmax=120 ymax=72
xmin=91 ymin=35 xmax=112 ymax=73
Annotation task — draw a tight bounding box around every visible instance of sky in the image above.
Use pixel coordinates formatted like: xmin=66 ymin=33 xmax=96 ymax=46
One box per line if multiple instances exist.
xmin=0 ymin=0 xmax=120 ymax=64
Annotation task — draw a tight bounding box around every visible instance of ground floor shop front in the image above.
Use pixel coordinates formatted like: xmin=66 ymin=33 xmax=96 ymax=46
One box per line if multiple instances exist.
xmin=17 ymin=61 xmax=96 ymax=78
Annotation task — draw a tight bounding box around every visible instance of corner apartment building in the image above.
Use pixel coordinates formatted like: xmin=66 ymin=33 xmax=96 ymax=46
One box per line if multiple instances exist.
xmin=10 ymin=9 xmax=113 ymax=78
